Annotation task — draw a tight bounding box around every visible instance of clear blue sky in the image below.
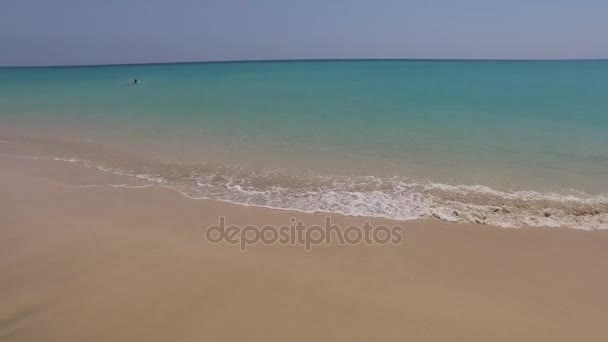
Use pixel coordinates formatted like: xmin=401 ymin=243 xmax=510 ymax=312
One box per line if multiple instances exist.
xmin=1 ymin=0 xmax=606 ymax=66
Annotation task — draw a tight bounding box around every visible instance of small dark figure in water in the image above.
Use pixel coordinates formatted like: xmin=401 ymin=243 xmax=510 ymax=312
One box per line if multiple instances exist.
xmin=132 ymin=79 xmax=140 ymax=84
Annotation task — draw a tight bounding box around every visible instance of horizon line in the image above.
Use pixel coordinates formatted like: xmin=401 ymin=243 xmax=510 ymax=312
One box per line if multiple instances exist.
xmin=2 ymin=57 xmax=607 ymax=68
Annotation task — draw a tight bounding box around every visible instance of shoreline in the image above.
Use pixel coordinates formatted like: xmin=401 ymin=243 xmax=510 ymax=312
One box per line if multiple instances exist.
xmin=2 ymin=155 xmax=608 ymax=341
xmin=1 ymin=136 xmax=606 ymax=231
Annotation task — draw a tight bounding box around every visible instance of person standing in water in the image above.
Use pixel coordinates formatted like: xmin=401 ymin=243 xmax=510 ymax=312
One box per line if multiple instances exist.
xmin=132 ymin=79 xmax=140 ymax=84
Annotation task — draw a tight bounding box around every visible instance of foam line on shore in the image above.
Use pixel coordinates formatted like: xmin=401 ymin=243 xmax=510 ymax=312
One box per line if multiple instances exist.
xmin=3 ymin=153 xmax=606 ymax=230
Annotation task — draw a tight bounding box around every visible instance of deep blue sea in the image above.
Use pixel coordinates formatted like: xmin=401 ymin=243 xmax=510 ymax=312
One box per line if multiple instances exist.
xmin=1 ymin=60 xmax=607 ymax=229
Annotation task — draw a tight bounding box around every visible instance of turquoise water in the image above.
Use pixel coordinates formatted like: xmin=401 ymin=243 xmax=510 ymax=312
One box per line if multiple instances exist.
xmin=1 ymin=60 xmax=607 ymax=228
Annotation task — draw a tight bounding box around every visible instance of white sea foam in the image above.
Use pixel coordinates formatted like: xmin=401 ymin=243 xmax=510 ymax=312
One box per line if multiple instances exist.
xmin=3 ymin=153 xmax=607 ymax=230
xmin=41 ymin=179 xmax=158 ymax=190
xmin=135 ymin=174 xmax=165 ymax=183
xmin=0 ymin=154 xmax=83 ymax=163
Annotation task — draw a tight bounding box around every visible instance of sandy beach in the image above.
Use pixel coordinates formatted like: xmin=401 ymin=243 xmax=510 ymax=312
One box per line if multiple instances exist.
xmin=1 ymin=155 xmax=608 ymax=341
xmin=4 ymin=0 xmax=608 ymax=340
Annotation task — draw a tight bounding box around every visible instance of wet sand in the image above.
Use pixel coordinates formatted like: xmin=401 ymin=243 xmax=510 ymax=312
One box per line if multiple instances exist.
xmin=1 ymin=157 xmax=608 ymax=341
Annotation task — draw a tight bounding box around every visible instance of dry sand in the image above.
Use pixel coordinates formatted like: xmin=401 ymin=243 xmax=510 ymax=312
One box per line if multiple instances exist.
xmin=1 ymin=157 xmax=608 ymax=341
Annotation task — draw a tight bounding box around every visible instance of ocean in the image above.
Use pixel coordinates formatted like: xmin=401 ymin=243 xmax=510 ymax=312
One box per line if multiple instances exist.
xmin=1 ymin=60 xmax=607 ymax=229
